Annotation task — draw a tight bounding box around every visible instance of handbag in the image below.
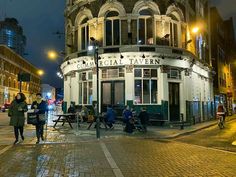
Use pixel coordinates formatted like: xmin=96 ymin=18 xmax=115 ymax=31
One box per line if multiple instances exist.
xmin=87 ymin=115 xmax=94 ymax=123
xmin=38 ymin=114 xmax=46 ymax=123
xmin=27 ymin=112 xmax=37 ymax=125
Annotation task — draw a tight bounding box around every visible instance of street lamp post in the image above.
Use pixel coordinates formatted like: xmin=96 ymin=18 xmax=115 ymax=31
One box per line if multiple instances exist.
xmin=90 ymin=37 xmax=100 ymax=139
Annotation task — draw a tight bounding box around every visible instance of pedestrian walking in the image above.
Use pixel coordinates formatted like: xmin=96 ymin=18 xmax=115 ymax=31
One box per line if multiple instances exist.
xmin=31 ymin=93 xmax=48 ymax=144
xmin=138 ymin=107 xmax=149 ymax=132
xmin=8 ymin=92 xmax=28 ymax=144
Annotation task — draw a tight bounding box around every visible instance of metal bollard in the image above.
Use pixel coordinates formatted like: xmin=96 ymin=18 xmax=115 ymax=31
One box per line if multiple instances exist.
xmin=180 ymin=113 xmax=184 ymax=130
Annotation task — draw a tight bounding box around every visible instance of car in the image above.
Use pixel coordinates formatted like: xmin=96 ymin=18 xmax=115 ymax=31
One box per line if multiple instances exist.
xmin=1 ymin=103 xmax=11 ymax=112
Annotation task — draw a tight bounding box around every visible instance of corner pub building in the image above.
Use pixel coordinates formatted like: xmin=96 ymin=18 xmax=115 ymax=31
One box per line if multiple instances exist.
xmin=62 ymin=0 xmax=214 ymax=124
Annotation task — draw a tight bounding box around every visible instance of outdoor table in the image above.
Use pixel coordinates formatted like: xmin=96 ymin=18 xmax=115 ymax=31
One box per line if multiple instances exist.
xmin=53 ymin=113 xmax=76 ymax=129
xmin=87 ymin=115 xmax=108 ymax=130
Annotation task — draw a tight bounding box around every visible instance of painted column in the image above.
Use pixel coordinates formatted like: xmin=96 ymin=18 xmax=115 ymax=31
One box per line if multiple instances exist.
xmin=125 ymin=66 xmax=134 ymax=105
xmin=158 ymin=68 xmax=168 ymax=104
xmin=70 ymin=72 xmax=79 ymax=104
xmin=64 ymin=76 xmax=70 ymax=106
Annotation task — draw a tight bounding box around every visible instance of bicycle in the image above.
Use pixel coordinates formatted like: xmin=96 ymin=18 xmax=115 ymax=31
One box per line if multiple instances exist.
xmin=216 ymin=113 xmax=224 ymax=129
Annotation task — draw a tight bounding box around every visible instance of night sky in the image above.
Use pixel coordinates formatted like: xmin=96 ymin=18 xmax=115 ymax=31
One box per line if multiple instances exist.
xmin=0 ymin=0 xmax=235 ymax=88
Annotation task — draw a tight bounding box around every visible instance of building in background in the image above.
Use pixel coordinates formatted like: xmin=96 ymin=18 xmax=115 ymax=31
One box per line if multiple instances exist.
xmin=55 ymin=87 xmax=64 ymax=101
xmin=62 ymin=0 xmax=214 ymax=124
xmin=210 ymin=7 xmax=236 ymax=115
xmin=41 ymin=84 xmax=56 ymax=102
xmin=0 ymin=45 xmax=41 ymax=105
xmin=0 ymin=18 xmax=26 ymax=56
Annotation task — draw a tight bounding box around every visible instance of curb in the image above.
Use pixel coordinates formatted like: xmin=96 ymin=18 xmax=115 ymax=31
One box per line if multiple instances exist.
xmin=159 ymin=117 xmax=236 ymax=139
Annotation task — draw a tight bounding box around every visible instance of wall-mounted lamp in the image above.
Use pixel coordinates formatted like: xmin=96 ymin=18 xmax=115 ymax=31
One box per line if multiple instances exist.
xmin=159 ymin=55 xmax=165 ymax=59
xmin=177 ymin=56 xmax=183 ymax=60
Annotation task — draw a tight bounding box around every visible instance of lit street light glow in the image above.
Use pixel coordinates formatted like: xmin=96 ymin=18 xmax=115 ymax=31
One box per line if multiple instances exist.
xmin=192 ymin=27 xmax=199 ymax=33
xmin=88 ymin=45 xmax=94 ymax=51
xmin=232 ymin=140 xmax=236 ymax=146
xmin=47 ymin=50 xmax=58 ymax=60
xmin=37 ymin=69 xmax=44 ymax=76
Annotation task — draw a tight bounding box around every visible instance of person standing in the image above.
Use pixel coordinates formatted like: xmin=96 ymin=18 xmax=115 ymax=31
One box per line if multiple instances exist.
xmin=123 ymin=106 xmax=134 ymax=133
xmin=138 ymin=107 xmax=149 ymax=132
xmin=105 ymin=105 xmax=116 ymax=129
xmin=31 ymin=93 xmax=48 ymax=144
xmin=8 ymin=93 xmax=28 ymax=144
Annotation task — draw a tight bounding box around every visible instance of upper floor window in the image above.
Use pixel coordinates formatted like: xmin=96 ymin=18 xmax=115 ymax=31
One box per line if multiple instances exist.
xmin=80 ymin=18 xmax=89 ymax=50
xmin=105 ymin=11 xmax=120 ymax=46
xmin=138 ymin=9 xmax=153 ymax=45
xmin=169 ymin=14 xmax=179 ymax=47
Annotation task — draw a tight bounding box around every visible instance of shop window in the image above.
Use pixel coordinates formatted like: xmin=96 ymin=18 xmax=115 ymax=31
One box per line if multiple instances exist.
xmin=134 ymin=68 xmax=158 ymax=104
xmin=105 ymin=11 xmax=120 ymax=46
xmin=102 ymin=68 xmax=125 ymax=79
xmin=167 ymin=68 xmax=181 ymax=79
xmin=78 ymin=71 xmax=92 ymax=105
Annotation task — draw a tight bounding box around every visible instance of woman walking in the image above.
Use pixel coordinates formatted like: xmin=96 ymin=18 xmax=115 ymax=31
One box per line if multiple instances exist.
xmin=8 ymin=93 xmax=28 ymax=144
xmin=31 ymin=93 xmax=48 ymax=144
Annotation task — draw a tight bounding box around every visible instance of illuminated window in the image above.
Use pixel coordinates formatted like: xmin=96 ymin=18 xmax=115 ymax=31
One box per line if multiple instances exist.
xmin=105 ymin=11 xmax=120 ymax=46
xmin=134 ymin=68 xmax=158 ymax=104
xmin=80 ymin=18 xmax=89 ymax=50
xmin=78 ymin=71 xmax=93 ymax=104
xmin=138 ymin=9 xmax=153 ymax=45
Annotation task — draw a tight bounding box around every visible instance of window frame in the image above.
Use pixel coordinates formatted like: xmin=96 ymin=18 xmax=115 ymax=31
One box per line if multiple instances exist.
xmin=78 ymin=71 xmax=93 ymax=105
xmin=134 ymin=68 xmax=158 ymax=105
xmin=105 ymin=14 xmax=121 ymax=46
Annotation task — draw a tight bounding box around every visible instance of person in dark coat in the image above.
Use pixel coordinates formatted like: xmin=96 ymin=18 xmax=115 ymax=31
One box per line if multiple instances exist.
xmin=8 ymin=92 xmax=28 ymax=144
xmin=105 ymin=105 xmax=116 ymax=129
xmin=138 ymin=107 xmax=149 ymax=132
xmin=31 ymin=93 xmax=48 ymax=144
xmin=123 ymin=106 xmax=134 ymax=133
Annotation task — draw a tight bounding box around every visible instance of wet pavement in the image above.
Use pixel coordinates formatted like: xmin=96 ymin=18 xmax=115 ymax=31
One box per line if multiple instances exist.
xmin=1 ymin=112 xmax=236 ymax=176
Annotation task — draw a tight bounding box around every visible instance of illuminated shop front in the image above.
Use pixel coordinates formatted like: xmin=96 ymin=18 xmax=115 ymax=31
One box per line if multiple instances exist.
xmin=63 ymin=0 xmax=214 ymax=124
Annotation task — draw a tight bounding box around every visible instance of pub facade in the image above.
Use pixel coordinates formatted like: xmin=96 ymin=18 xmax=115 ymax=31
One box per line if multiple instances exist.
xmin=62 ymin=0 xmax=214 ymax=124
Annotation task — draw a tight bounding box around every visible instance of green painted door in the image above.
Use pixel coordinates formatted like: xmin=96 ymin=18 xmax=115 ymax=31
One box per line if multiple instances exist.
xmin=169 ymin=82 xmax=180 ymax=121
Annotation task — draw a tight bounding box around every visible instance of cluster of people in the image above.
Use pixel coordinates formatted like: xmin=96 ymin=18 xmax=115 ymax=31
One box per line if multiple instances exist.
xmin=123 ymin=106 xmax=149 ymax=133
xmin=8 ymin=92 xmax=48 ymax=145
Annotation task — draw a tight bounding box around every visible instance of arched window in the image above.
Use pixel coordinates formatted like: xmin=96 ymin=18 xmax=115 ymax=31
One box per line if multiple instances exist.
xmin=138 ymin=9 xmax=153 ymax=45
xmin=105 ymin=11 xmax=120 ymax=46
xmin=80 ymin=18 xmax=89 ymax=50
xmin=168 ymin=14 xmax=179 ymax=47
